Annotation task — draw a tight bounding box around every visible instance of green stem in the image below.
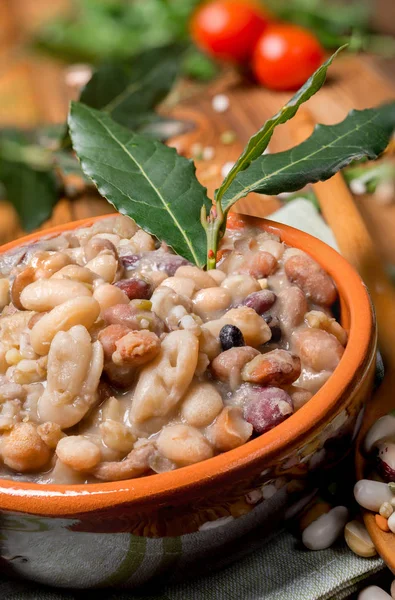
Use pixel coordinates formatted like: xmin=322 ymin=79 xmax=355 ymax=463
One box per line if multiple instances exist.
xmin=201 ymin=202 xmax=225 ymax=270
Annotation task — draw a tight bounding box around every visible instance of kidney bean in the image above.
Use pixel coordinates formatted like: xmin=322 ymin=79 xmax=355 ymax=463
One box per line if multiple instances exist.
xmin=242 ymin=349 xmax=301 ymax=386
xmin=293 ymin=328 xmax=344 ymax=372
xmin=115 ymin=277 xmax=153 ymax=300
xmin=243 ymin=386 xmax=293 ymax=434
xmin=285 ymin=254 xmax=337 ymax=306
xmin=242 ymin=290 xmax=277 ymax=315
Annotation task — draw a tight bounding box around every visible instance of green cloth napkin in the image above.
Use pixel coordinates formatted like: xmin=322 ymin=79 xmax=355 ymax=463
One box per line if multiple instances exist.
xmin=0 ymin=529 xmax=385 ymax=600
xmin=0 ymin=200 xmax=386 ymax=599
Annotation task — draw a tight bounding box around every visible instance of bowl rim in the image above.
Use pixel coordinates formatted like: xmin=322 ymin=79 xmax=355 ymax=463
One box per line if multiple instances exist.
xmin=0 ymin=214 xmax=374 ymax=515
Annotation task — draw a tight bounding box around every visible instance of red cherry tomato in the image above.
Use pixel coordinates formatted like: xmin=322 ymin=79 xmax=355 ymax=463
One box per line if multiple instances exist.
xmin=190 ymin=0 xmax=270 ymax=64
xmin=252 ymin=24 xmax=325 ymax=90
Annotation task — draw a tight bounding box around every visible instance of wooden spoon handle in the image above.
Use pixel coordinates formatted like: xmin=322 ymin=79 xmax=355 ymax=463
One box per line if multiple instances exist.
xmin=293 ymin=111 xmax=395 ymax=365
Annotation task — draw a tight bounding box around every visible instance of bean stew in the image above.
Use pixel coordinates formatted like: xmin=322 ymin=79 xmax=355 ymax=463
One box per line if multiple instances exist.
xmin=0 ymin=215 xmax=347 ymax=484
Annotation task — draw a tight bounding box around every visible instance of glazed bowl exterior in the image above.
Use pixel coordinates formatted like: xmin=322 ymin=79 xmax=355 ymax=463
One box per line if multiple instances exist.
xmin=0 ymin=215 xmax=376 ymax=589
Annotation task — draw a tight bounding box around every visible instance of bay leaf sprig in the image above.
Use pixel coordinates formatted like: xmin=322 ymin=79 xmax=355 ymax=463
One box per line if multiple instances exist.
xmin=68 ymin=102 xmax=211 ymax=267
xmin=69 ymin=48 xmax=395 ymax=270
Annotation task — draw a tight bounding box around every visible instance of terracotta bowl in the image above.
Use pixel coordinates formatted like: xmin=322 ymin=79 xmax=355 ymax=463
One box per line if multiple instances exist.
xmin=0 ymin=215 xmax=376 ymax=589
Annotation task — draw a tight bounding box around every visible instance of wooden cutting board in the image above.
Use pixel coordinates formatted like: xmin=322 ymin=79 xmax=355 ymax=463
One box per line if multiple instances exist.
xmin=1 ymin=0 xmax=395 ymax=266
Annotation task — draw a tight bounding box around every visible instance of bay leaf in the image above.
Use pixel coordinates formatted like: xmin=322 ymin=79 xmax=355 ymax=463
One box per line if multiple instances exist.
xmin=69 ymin=101 xmax=211 ymax=267
xmin=220 ymin=103 xmax=395 ymax=209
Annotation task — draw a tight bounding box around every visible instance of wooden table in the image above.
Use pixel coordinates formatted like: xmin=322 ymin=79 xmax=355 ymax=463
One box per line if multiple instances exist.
xmin=1 ymin=0 xmax=395 ymax=268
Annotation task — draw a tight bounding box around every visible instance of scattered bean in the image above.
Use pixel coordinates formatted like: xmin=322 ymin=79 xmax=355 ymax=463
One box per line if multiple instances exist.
xmin=354 ymin=480 xmax=394 ymax=512
xmin=302 ymin=506 xmax=349 ymax=550
xmin=344 ymin=520 xmax=377 ymax=557
xmin=364 ymin=414 xmax=395 ymax=454
xmin=358 ymin=587 xmax=392 ymax=600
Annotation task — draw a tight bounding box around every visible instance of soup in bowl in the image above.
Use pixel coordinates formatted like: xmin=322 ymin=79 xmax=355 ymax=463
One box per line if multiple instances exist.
xmin=0 ymin=214 xmax=375 ymax=588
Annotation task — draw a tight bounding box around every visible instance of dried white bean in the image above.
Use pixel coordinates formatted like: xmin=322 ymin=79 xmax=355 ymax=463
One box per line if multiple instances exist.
xmin=380 ymin=501 xmax=394 ymax=518
xmin=302 ymin=506 xmax=349 ymax=550
xmin=358 ymin=587 xmax=392 ymax=600
xmin=354 ymin=480 xmax=394 ymax=512
xmin=364 ymin=415 xmax=395 ymax=454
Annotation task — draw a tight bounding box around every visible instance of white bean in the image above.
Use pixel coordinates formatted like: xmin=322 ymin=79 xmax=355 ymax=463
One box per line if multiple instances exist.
xmin=30 ymin=296 xmax=100 ymax=355
xmin=257 ymin=239 xmax=284 ymax=260
xmin=221 ymin=274 xmax=260 ymax=304
xmin=208 ymin=269 xmax=226 ymax=285
xmin=193 ymin=287 xmax=231 ymax=320
xmin=129 ymin=229 xmax=155 ymax=252
xmin=93 ymin=283 xmax=129 ymax=312
xmin=52 ymin=265 xmax=98 ymax=284
xmin=302 ymin=506 xmax=349 ymax=550
xmin=56 ymin=436 xmax=101 ymax=471
xmin=358 ymin=587 xmax=392 ymax=600
xmin=157 ymin=424 xmax=213 ymax=466
xmin=364 ymin=415 xmax=395 ymax=454
xmin=181 ymin=382 xmax=223 ymax=427
xmin=38 ymin=325 xmax=103 ymax=428
xmin=354 ymin=480 xmax=394 ymax=512
xmin=202 ymin=306 xmax=271 ymax=347
xmin=161 ymin=276 xmax=196 ymax=299
xmin=175 ymin=265 xmax=216 ymax=290
xmin=85 ymin=254 xmax=118 ymax=282
xmin=20 ymin=279 xmax=91 ymax=311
